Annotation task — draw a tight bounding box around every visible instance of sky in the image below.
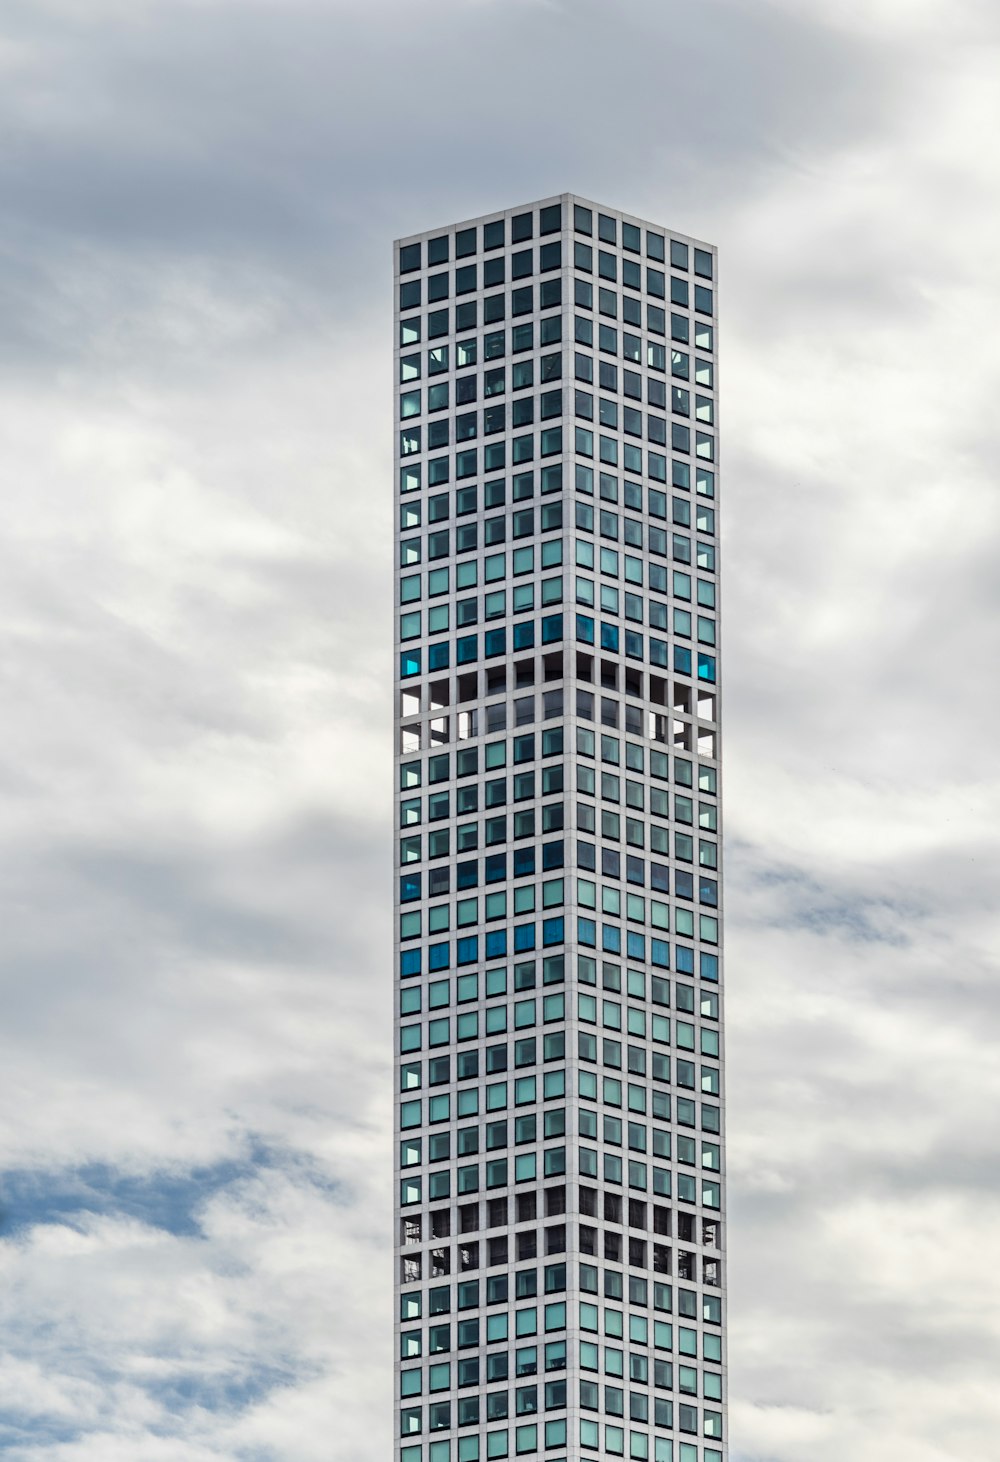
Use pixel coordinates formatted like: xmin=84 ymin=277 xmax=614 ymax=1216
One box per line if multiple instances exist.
xmin=0 ymin=0 xmax=999 ymax=1457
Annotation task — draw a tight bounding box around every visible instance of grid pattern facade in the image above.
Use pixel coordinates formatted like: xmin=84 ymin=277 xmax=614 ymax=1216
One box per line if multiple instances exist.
xmin=393 ymin=194 xmax=726 ymax=1462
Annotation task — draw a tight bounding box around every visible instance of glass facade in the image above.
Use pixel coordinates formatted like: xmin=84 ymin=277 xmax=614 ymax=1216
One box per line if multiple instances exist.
xmin=394 ymin=195 xmax=725 ymax=1462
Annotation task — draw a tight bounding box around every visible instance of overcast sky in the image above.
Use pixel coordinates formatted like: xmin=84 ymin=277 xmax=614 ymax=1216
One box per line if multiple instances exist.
xmin=1 ymin=0 xmax=999 ymax=1457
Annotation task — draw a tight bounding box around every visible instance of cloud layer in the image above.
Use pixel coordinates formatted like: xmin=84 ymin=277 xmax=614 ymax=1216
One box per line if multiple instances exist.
xmin=0 ymin=0 xmax=999 ymax=1457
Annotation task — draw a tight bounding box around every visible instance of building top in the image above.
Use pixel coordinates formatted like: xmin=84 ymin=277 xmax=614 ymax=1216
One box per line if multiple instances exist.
xmin=394 ymin=192 xmax=716 ymax=264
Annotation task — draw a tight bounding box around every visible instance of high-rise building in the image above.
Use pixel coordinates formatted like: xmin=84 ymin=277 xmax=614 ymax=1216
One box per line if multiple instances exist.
xmin=394 ymin=194 xmax=724 ymax=1462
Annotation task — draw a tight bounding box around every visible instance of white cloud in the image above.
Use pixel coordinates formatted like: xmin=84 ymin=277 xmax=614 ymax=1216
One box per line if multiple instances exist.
xmin=0 ymin=0 xmax=998 ymax=1457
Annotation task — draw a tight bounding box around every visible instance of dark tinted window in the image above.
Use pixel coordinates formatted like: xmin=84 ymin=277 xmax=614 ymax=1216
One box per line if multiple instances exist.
xmin=428 ymin=235 xmax=449 ymax=265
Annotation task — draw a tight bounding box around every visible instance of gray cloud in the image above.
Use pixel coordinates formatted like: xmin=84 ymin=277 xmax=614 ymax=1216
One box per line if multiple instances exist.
xmin=0 ymin=0 xmax=906 ymax=375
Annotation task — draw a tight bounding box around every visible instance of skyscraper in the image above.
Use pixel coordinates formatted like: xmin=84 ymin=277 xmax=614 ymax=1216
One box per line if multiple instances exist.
xmin=394 ymin=195 xmax=724 ymax=1462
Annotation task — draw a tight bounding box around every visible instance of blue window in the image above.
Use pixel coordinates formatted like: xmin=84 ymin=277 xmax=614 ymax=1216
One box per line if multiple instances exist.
xmin=578 ymin=917 xmax=597 ymax=947
xmin=485 ymin=628 xmax=507 ymax=658
xmin=456 ymin=936 xmax=479 ymax=966
xmin=485 ymin=930 xmax=508 ymax=960
xmin=514 ymin=923 xmax=537 ymax=953
xmin=541 ymin=614 xmax=563 ymax=644
xmin=602 ymin=924 xmax=622 ymax=954
xmin=400 ymin=650 xmax=421 ymax=678
xmin=675 ymin=945 xmax=695 ymax=975
xmin=542 ymin=917 xmax=565 ymax=947
xmin=697 ymin=652 xmax=717 ymax=683
xmin=456 ymin=635 xmax=478 ymax=663
xmin=513 ymin=622 xmax=535 ymax=651
xmin=513 ymin=847 xmax=536 ymax=877
xmin=600 ymin=622 xmax=619 ymax=652
xmin=701 ymin=952 xmax=719 ymax=982
xmin=651 ymin=940 xmax=669 ymax=969
xmin=627 ymin=931 xmax=646 ymax=960
xmin=400 ymin=949 xmax=422 ymax=978
xmin=674 ymin=646 xmax=692 ymax=676
xmin=695 ymin=284 xmax=714 ymax=315
xmin=576 ymin=614 xmax=595 ymax=645
xmin=426 ymin=943 xmax=449 ymax=973
xmin=428 ymin=643 xmax=449 ymax=671
xmin=400 ymin=873 xmax=421 ymax=903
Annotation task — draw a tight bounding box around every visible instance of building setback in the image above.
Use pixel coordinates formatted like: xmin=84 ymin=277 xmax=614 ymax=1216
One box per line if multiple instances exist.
xmin=393 ymin=194 xmax=725 ymax=1462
